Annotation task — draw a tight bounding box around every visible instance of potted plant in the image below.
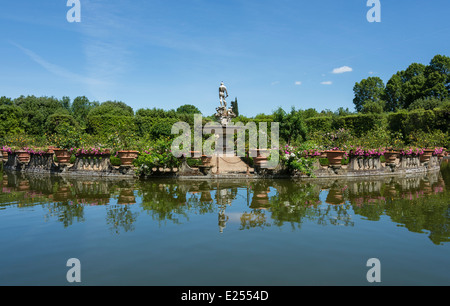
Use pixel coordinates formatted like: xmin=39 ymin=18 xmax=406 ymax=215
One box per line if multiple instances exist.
xmin=53 ymin=148 xmax=72 ymax=163
xmin=1 ymin=146 xmax=12 ymax=162
xmin=384 ymin=148 xmax=400 ymax=164
xmin=325 ymin=148 xmax=346 ymax=166
xmin=15 ymin=148 xmax=31 ymax=163
xmin=420 ymin=148 xmax=434 ymax=163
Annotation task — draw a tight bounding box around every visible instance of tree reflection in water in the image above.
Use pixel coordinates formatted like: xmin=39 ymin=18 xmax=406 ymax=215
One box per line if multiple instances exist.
xmin=1 ymin=163 xmax=449 ymax=243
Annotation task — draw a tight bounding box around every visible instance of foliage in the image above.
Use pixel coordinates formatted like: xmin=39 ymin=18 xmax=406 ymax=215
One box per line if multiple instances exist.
xmin=408 ymin=97 xmax=447 ymax=111
xmin=353 ymin=76 xmax=385 ymax=112
xmin=408 ymin=130 xmax=449 ymax=148
xmin=134 ymin=138 xmax=181 ymax=176
xmin=46 ymin=122 xmax=83 ymax=149
xmin=3 ymin=133 xmax=38 ymax=151
xmin=273 ymin=106 xmax=307 ymax=145
xmin=176 ymin=104 xmax=202 ymax=114
xmin=281 ymin=145 xmax=318 ymax=177
xmin=106 ymin=121 xmax=138 ymax=151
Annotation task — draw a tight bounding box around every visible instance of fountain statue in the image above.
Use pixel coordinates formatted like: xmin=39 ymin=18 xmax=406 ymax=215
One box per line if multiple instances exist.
xmin=215 ymin=82 xmax=236 ymax=126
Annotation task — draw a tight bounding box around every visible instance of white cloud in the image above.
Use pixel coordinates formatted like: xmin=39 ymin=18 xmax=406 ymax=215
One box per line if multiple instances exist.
xmin=295 ymin=81 xmax=302 ymax=86
xmin=321 ymin=81 xmax=333 ymax=85
xmin=332 ymin=66 xmax=353 ymax=74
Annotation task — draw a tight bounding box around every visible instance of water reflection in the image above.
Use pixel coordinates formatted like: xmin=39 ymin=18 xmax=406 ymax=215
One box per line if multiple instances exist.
xmin=0 ymin=162 xmax=449 ymax=244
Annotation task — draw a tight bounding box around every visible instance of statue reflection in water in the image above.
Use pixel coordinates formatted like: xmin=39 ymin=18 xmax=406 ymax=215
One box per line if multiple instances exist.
xmin=215 ymin=187 xmax=236 ymax=233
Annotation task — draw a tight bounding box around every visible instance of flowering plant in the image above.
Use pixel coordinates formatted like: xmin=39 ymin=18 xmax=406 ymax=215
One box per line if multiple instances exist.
xmin=400 ymin=147 xmax=424 ymax=156
xmin=69 ymin=147 xmax=111 ymax=157
xmin=1 ymin=146 xmax=13 ymax=154
xmin=281 ymin=145 xmax=317 ymax=176
xmin=433 ymin=147 xmax=445 ymax=156
xmin=23 ymin=147 xmax=48 ymax=155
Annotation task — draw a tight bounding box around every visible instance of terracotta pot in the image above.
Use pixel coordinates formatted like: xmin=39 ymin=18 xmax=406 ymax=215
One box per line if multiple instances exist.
xmin=47 ymin=146 xmax=57 ymax=154
xmin=53 ymin=149 xmax=71 ymax=163
xmin=384 ymin=151 xmax=399 ymax=163
xmin=252 ymin=149 xmax=269 ymax=167
xmin=117 ymin=150 xmax=139 ymax=166
xmin=325 ymin=150 xmax=346 ymax=166
xmin=201 ymin=155 xmax=212 ymax=165
xmin=0 ymin=149 xmax=7 ymax=162
xmin=420 ymin=149 xmax=434 ymax=163
xmin=15 ymin=150 xmax=31 ymax=163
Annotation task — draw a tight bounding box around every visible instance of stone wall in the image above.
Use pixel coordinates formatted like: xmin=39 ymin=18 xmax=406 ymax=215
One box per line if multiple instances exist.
xmin=3 ymin=152 xmax=136 ymax=177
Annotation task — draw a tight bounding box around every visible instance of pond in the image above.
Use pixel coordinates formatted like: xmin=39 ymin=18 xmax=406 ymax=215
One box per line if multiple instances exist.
xmin=0 ymin=162 xmax=449 ymax=286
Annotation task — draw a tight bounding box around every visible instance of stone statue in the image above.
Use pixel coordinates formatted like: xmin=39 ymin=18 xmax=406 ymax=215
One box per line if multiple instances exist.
xmin=215 ymin=82 xmax=236 ymax=126
xmin=219 ymin=82 xmax=228 ymax=108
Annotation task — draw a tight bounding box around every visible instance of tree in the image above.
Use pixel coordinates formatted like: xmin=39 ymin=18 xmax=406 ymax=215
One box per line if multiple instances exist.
xmin=0 ymin=96 xmax=13 ymax=106
xmin=361 ymin=100 xmax=385 ymax=114
xmin=273 ymin=107 xmax=307 ymax=145
xmin=353 ymin=77 xmax=385 ymax=112
xmin=71 ymin=96 xmax=99 ymax=127
xmin=0 ymin=105 xmax=26 ymax=137
xmin=176 ymin=104 xmax=201 ymax=115
xmin=384 ymin=58 xmax=450 ymax=111
xmin=384 ymin=73 xmax=404 ymax=112
xmin=13 ymin=95 xmax=65 ymax=136
xmin=428 ymin=54 xmax=450 ymax=93
xmin=88 ymin=101 xmax=134 ymax=117
xmin=230 ymin=98 xmax=239 ymax=117
xmin=408 ymin=97 xmax=447 ymax=111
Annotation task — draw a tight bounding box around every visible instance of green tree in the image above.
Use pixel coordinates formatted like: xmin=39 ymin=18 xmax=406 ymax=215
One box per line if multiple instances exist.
xmin=230 ymin=98 xmax=239 ymax=117
xmin=0 ymin=96 xmax=13 ymax=106
xmin=384 ymin=73 xmax=404 ymax=112
xmin=353 ymin=77 xmax=385 ymax=112
xmin=88 ymin=101 xmax=134 ymax=117
xmin=14 ymin=95 xmax=65 ymax=136
xmin=273 ymin=107 xmax=307 ymax=145
xmin=176 ymin=104 xmax=201 ymax=114
xmin=0 ymin=104 xmax=26 ymax=137
xmin=428 ymin=54 xmax=450 ymax=93
xmin=71 ymin=96 xmax=99 ymax=127
xmin=361 ymin=100 xmax=385 ymax=114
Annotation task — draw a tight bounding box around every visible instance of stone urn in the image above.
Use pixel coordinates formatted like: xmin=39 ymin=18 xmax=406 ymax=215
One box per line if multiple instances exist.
xmin=325 ymin=150 xmax=346 ymax=166
xmin=15 ymin=150 xmax=31 ymax=163
xmin=117 ymin=150 xmax=139 ymax=166
xmin=420 ymin=149 xmax=434 ymax=163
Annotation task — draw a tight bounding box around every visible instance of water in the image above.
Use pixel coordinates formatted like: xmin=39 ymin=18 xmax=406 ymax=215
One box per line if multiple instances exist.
xmin=0 ymin=162 xmax=449 ymax=286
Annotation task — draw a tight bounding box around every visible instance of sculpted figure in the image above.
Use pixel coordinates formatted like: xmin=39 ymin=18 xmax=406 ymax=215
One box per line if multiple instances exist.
xmin=219 ymin=82 xmax=228 ymax=108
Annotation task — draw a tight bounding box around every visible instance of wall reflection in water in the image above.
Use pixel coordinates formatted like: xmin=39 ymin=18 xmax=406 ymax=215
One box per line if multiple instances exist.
xmin=1 ymin=161 xmax=449 ymax=244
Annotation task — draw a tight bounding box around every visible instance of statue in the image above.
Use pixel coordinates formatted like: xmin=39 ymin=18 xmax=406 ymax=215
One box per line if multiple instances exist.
xmin=215 ymin=82 xmax=236 ymax=126
xmin=219 ymin=82 xmax=228 ymax=108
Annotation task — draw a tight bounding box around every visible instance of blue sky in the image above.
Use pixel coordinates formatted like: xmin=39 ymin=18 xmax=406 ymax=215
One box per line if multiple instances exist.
xmin=1 ymin=0 xmax=449 ymax=116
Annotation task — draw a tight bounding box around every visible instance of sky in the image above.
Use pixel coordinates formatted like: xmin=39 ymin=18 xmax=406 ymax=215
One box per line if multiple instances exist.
xmin=0 ymin=0 xmax=449 ymax=117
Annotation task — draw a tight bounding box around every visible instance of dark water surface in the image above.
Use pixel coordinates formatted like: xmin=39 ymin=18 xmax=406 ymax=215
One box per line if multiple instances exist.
xmin=1 ymin=162 xmax=449 ymax=286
